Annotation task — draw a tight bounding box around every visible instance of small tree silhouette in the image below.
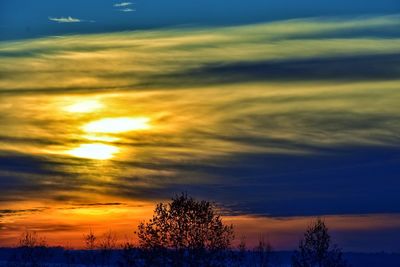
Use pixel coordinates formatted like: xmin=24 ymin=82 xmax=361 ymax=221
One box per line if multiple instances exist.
xmin=83 ymin=230 xmax=97 ymax=267
xmin=237 ymin=236 xmax=247 ymax=266
xmin=292 ymin=218 xmax=349 ymax=267
xmin=84 ymin=230 xmax=97 ymax=250
xmin=254 ymin=235 xmax=273 ymax=267
xmin=137 ymin=193 xmax=234 ymax=266
xmin=99 ymin=231 xmax=118 ymax=267
xmin=11 ymin=231 xmax=51 ymax=267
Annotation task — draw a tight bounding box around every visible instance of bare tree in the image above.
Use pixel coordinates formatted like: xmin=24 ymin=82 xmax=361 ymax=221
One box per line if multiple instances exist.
xmin=99 ymin=231 xmax=118 ymax=267
xmin=233 ymin=236 xmax=247 ymax=267
xmin=254 ymin=235 xmax=273 ymax=267
xmin=83 ymin=230 xmax=98 ymax=267
xmin=292 ymin=218 xmax=349 ymax=267
xmin=84 ymin=230 xmax=97 ymax=250
xmin=137 ymin=193 xmax=234 ymax=266
xmin=12 ymin=231 xmax=51 ymax=267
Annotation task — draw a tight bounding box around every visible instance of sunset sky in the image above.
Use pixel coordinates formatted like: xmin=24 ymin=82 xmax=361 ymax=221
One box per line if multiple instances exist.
xmin=0 ymin=1 xmax=400 ymax=252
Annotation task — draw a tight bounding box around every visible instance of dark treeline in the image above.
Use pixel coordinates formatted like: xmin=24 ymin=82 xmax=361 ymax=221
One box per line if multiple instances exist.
xmin=2 ymin=194 xmax=351 ymax=267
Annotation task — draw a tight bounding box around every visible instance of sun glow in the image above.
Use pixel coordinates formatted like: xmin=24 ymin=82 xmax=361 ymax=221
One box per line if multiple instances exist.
xmin=83 ymin=117 xmax=151 ymax=133
xmin=64 ymin=100 xmax=103 ymax=113
xmin=67 ymin=144 xmax=119 ymax=160
xmin=83 ymin=134 xmax=120 ymax=142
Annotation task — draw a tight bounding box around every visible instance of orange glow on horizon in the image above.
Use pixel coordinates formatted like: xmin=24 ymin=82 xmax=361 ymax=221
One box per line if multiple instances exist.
xmin=1 ymin=200 xmax=400 ymax=251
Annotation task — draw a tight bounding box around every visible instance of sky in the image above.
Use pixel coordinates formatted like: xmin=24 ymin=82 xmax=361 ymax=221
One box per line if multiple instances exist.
xmin=1 ymin=0 xmax=400 ymax=40
xmin=0 ymin=0 xmax=400 ymax=252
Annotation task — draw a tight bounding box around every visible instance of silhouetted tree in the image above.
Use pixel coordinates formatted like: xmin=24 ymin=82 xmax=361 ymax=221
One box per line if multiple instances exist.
xmin=10 ymin=231 xmax=51 ymax=267
xmin=83 ymin=230 xmax=98 ymax=267
xmin=292 ymin=218 xmax=349 ymax=267
xmin=254 ymin=235 xmax=273 ymax=267
xmin=233 ymin=236 xmax=247 ymax=267
xmin=99 ymin=231 xmax=118 ymax=267
xmin=84 ymin=230 xmax=97 ymax=250
xmin=137 ymin=193 xmax=234 ymax=266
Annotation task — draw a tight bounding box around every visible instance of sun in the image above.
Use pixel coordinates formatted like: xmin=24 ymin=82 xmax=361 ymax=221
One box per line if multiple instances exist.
xmin=83 ymin=117 xmax=150 ymax=134
xmin=65 ymin=117 xmax=150 ymax=160
xmin=67 ymin=144 xmax=119 ymax=160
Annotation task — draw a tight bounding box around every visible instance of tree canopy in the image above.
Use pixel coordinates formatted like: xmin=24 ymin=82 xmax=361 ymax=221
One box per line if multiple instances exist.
xmin=137 ymin=193 xmax=234 ymax=266
xmin=292 ymin=218 xmax=349 ymax=267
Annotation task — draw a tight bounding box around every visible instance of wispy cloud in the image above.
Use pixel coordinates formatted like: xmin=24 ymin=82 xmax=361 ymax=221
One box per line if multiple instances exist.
xmin=0 ymin=15 xmax=400 ymax=218
xmin=0 ymin=15 xmax=400 ymax=251
xmin=118 ymin=8 xmax=136 ymax=12
xmin=0 ymin=208 xmax=47 ymax=217
xmin=48 ymin=16 xmax=82 ymax=23
xmin=114 ymin=2 xmax=133 ymax=7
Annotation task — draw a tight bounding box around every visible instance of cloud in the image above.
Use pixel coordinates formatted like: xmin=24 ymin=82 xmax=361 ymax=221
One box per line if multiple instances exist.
xmin=48 ymin=16 xmax=82 ymax=23
xmin=0 ymin=15 xmax=400 ymax=219
xmin=118 ymin=8 xmax=135 ymax=12
xmin=114 ymin=2 xmax=135 ymax=12
xmin=0 ymin=15 xmax=399 ymax=252
xmin=2 ymin=15 xmax=400 ymax=94
xmin=0 ymin=208 xmax=47 ymax=217
xmin=154 ymin=53 xmax=400 ymax=86
xmin=114 ymin=2 xmax=133 ymax=7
